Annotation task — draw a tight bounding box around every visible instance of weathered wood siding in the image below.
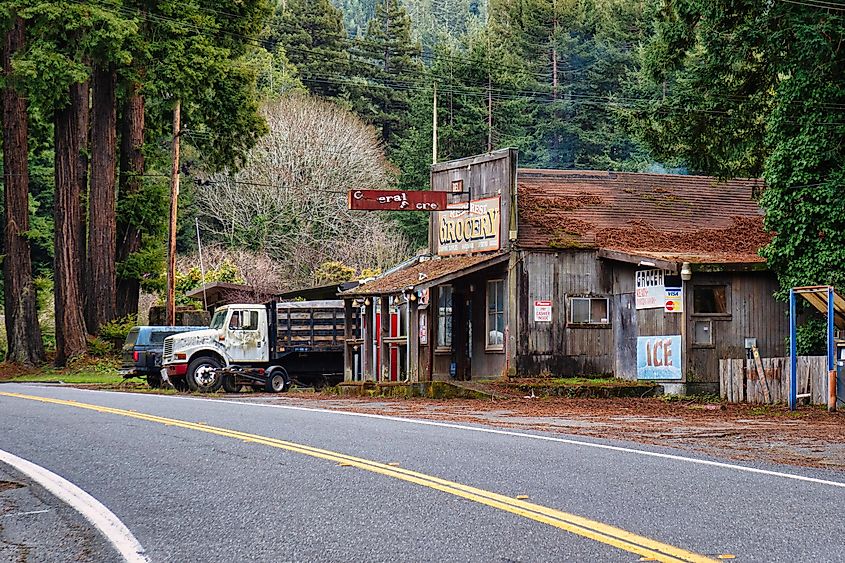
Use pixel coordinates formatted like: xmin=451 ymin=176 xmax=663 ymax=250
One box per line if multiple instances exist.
xmin=515 ymin=250 xmax=788 ymax=385
xmin=686 ymin=271 xmax=787 ymax=391
xmin=516 ymin=250 xmax=616 ymax=376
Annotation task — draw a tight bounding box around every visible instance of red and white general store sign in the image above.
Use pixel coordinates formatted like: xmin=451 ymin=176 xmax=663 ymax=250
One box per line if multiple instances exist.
xmin=348 ymin=190 xmax=447 ymax=211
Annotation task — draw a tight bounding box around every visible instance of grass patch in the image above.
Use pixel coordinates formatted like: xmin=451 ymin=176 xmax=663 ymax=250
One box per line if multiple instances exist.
xmin=546 ymin=377 xmax=627 ymax=387
xmin=502 ymin=376 xmax=635 ymax=388
xmin=661 ymin=393 xmax=723 ymax=404
xmin=4 ymin=357 xmax=123 ymax=385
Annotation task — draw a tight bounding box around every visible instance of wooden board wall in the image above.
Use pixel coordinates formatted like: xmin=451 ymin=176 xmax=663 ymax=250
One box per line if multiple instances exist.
xmin=516 ymin=250 xmax=616 ymax=376
xmin=720 ymin=356 xmax=827 ymax=404
xmin=429 ymin=149 xmax=517 ymax=256
xmin=515 ymin=251 xmax=790 ymax=384
xmin=687 ymin=272 xmax=788 ymax=387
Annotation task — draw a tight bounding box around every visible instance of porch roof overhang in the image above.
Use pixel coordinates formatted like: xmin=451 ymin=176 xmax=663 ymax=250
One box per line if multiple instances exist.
xmin=341 ymin=252 xmax=509 ymax=297
xmin=597 ymin=249 xmax=767 ymax=272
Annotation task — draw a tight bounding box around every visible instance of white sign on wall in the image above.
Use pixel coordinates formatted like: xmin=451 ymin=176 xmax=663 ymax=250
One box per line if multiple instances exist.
xmin=635 ymin=269 xmax=666 ymax=310
xmin=534 ymin=300 xmax=552 ymax=322
xmin=418 ymin=314 xmax=428 ymax=345
xmin=664 ymin=287 xmax=683 ymax=313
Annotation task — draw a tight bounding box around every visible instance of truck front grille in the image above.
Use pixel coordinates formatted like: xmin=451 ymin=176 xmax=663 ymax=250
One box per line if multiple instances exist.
xmin=163 ymin=338 xmax=173 ymax=363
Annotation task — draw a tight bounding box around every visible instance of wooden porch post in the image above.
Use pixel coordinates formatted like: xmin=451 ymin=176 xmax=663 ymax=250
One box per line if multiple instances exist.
xmin=505 ymin=251 xmax=520 ymax=378
xmin=409 ymin=297 xmax=420 ymax=382
xmin=362 ymin=300 xmax=373 ymax=381
xmin=343 ymin=299 xmax=353 ymax=382
xmin=380 ymin=296 xmax=391 ymax=382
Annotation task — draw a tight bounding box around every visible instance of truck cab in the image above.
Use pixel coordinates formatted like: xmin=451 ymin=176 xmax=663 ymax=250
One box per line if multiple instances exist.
xmin=162 ymin=304 xmax=269 ymax=391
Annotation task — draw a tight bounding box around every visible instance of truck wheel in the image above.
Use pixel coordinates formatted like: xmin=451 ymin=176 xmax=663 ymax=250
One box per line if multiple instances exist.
xmin=265 ymin=367 xmax=290 ymax=393
xmin=221 ymin=375 xmax=242 ymax=394
xmin=146 ymin=374 xmax=162 ymax=389
xmin=186 ymin=356 xmax=223 ymax=393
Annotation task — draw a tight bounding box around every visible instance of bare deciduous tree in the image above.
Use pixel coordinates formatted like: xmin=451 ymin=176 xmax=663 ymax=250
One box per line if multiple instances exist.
xmin=195 ymin=94 xmax=411 ymax=288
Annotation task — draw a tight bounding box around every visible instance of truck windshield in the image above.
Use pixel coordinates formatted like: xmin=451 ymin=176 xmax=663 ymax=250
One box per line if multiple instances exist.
xmin=210 ymin=310 xmax=227 ymax=330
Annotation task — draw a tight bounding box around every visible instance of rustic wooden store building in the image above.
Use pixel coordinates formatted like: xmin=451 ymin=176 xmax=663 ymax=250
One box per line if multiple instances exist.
xmin=340 ymin=149 xmax=787 ymax=394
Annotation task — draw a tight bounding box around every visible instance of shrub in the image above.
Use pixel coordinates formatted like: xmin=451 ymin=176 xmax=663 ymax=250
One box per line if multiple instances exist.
xmin=87 ymin=336 xmax=115 ymax=358
xmin=99 ymin=315 xmax=138 ymax=350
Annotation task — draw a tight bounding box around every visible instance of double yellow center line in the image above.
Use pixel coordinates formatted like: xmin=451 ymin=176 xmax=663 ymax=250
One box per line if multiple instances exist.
xmin=0 ymin=391 xmax=717 ymax=562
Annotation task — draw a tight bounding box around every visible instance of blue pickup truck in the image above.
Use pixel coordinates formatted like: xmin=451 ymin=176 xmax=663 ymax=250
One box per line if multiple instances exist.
xmin=120 ymin=326 xmax=206 ymax=389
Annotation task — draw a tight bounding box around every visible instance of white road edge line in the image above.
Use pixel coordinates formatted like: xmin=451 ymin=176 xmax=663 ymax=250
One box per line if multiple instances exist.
xmin=19 ymin=384 xmax=845 ymax=490
xmin=0 ymin=449 xmax=148 ymax=563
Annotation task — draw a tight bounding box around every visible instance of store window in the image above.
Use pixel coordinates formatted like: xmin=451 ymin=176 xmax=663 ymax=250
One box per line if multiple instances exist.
xmin=487 ymin=280 xmax=505 ymax=349
xmin=693 ymin=285 xmax=729 ymax=315
xmin=569 ymin=297 xmax=610 ymax=325
xmin=437 ymin=285 xmax=453 ymax=348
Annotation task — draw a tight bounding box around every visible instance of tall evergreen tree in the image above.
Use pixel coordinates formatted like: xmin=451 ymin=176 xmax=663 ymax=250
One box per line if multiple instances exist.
xmin=632 ymin=1 xmax=845 ymax=293
xmin=492 ymin=0 xmax=649 ymax=169
xmin=355 ymin=0 xmax=421 ymax=153
xmin=271 ymin=0 xmax=350 ymax=100
xmin=1 ymin=13 xmax=44 ymax=365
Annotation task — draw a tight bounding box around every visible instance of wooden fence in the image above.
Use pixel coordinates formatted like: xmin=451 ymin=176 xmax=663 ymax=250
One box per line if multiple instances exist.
xmin=719 ymin=356 xmax=828 ymax=404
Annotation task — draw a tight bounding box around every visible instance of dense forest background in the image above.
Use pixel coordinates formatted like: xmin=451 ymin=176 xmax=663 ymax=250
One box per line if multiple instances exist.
xmin=1 ymin=0 xmax=843 ymax=364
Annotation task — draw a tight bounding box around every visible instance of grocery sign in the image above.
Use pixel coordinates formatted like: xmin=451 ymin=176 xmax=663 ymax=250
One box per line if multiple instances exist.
xmin=348 ymin=190 xmax=447 ymax=211
xmin=635 ymin=269 xmax=665 ymax=310
xmin=435 ymin=196 xmax=501 ymax=256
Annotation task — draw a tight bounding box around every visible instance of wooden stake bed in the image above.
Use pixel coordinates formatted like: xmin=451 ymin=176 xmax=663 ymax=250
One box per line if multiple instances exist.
xmin=271 ymin=300 xmax=352 ymax=356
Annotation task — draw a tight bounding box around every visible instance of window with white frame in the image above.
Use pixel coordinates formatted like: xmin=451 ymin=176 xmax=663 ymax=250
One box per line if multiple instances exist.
xmin=437 ymin=285 xmax=453 ymax=348
xmin=569 ymin=297 xmax=610 ymax=325
xmin=487 ymin=280 xmax=505 ymax=349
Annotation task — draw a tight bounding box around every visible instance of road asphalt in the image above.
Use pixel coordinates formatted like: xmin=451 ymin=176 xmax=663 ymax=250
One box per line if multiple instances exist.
xmin=1 ymin=382 xmax=844 ymax=562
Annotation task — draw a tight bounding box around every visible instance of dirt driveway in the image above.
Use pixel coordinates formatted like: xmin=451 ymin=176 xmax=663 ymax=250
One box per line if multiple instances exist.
xmin=265 ymin=393 xmax=845 ymax=472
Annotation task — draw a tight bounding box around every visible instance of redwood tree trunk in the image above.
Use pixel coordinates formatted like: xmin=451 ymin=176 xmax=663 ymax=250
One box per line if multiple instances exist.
xmin=85 ymin=66 xmax=117 ymax=333
xmin=2 ymin=17 xmax=44 ymax=365
xmin=54 ymin=82 xmax=88 ymax=366
xmin=78 ymin=77 xmax=90 ymax=313
xmin=116 ymin=81 xmax=145 ymax=318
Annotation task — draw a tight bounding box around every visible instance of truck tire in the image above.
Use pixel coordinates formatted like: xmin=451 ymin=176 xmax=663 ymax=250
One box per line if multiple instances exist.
xmin=265 ymin=367 xmax=291 ymax=393
xmin=186 ymin=356 xmax=223 ymax=393
xmin=221 ymin=374 xmax=242 ymax=394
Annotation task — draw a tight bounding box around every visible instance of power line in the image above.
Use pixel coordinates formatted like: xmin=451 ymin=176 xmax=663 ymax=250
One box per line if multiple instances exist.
xmin=779 ymin=0 xmax=845 ymax=11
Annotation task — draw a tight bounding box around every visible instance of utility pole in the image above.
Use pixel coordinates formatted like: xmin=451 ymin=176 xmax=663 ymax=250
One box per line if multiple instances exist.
xmin=432 ymin=82 xmax=438 ymax=164
xmin=166 ymin=99 xmax=181 ymax=326
xmin=486 ymin=24 xmax=492 ymax=153
xmin=552 ymin=0 xmax=559 ymax=162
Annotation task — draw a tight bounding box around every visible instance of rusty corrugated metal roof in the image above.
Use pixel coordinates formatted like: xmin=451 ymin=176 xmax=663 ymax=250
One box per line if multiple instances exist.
xmin=516 ymin=169 xmax=769 ymax=264
xmin=342 ymin=254 xmax=505 ymax=296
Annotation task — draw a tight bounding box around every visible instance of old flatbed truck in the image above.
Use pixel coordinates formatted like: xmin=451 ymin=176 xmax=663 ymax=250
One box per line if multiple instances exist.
xmin=161 ymin=300 xmax=346 ymax=393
